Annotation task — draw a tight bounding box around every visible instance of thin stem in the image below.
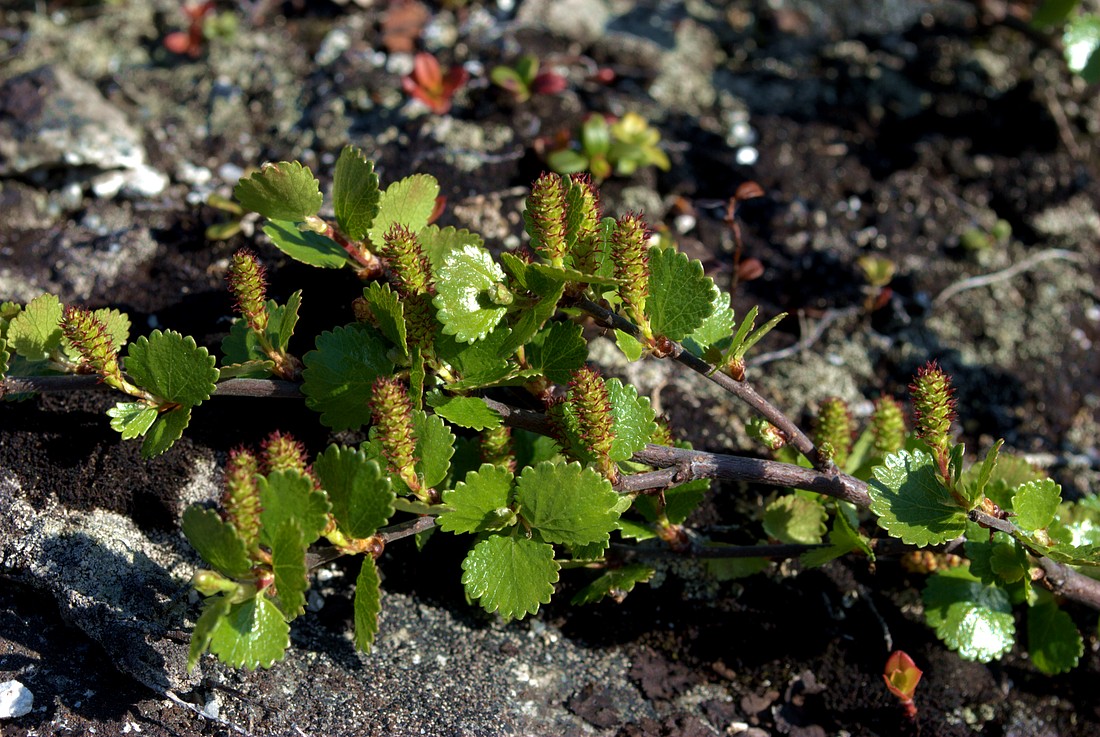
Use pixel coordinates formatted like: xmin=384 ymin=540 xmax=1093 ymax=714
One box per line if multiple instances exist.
xmin=575 ymin=297 xmax=821 ymax=467
xmin=9 ymin=373 xmax=1100 ymax=615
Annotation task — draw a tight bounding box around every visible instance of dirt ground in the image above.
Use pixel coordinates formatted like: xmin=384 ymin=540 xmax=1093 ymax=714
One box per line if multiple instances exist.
xmin=2 ymin=0 xmax=1100 ymax=735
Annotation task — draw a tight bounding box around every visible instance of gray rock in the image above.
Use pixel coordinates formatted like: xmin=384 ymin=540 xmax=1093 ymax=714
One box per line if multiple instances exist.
xmin=0 ymin=66 xmax=166 ymax=198
xmin=0 ymin=222 xmax=158 ymax=304
xmin=515 ymin=0 xmax=612 ymax=45
xmin=0 ymin=470 xmax=212 ymax=693
xmin=0 ymin=680 xmax=34 ymax=719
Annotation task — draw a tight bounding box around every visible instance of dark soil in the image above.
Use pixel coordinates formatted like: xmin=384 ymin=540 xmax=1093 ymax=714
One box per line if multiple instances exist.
xmin=2 ymin=0 xmax=1100 ymax=735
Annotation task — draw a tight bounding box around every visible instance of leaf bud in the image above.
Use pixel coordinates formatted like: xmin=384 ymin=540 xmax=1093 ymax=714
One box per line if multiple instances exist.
xmin=192 ymin=569 xmax=241 ymax=597
xmin=747 ymin=416 xmax=787 ymax=451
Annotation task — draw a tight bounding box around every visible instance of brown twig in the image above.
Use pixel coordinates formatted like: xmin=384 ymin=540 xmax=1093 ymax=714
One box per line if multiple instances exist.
xmin=9 ymin=374 xmax=1100 ymax=615
xmin=575 ymin=296 xmax=821 ymax=466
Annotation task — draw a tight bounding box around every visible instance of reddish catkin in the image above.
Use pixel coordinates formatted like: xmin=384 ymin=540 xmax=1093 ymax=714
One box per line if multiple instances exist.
xmin=261 ymin=430 xmax=312 ymax=478
xmin=909 ymin=361 xmax=956 ymax=456
xmin=380 ymin=224 xmax=433 ymax=297
xmin=61 ymin=306 xmax=122 ymax=382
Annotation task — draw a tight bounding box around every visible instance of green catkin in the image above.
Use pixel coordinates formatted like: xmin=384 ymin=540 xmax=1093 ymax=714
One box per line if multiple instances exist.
xmin=226 ymin=249 xmax=269 ymax=333
xmin=814 ymin=397 xmax=853 ymax=468
xmin=370 ymin=377 xmax=421 ymax=493
xmin=524 ymin=172 xmax=568 ymax=263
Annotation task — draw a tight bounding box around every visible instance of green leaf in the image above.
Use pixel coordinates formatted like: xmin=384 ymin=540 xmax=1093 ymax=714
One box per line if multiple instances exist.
xmin=234 ymin=161 xmax=323 ymax=222
xmin=182 ymin=506 xmax=253 ymax=578
xmin=270 ymin=520 xmax=308 ymax=620
xmin=800 ymin=506 xmax=872 ymax=568
xmin=962 ymin=452 xmax=1045 ymax=513
xmin=515 ymin=461 xmax=622 ymax=546
xmin=8 ymin=293 xmax=62 ymax=361
xmin=333 ymin=145 xmax=381 ymax=241
xmin=1064 ymin=14 xmax=1100 ymax=82
xmin=461 ymin=534 xmax=559 ymax=620
xmin=220 ymin=296 xmax=301 ymax=372
xmin=412 ymin=411 xmax=456 ymax=489
xmin=433 ymin=244 xmax=510 ymax=343
xmin=301 ymin=325 xmax=394 ymax=430
xmin=1028 ymin=596 xmax=1084 ymax=674
xmin=525 ymin=262 xmax=619 ymax=286
xmin=362 ymin=282 xmax=408 ymax=357
xmin=868 ymin=449 xmax=967 ymax=545
xmin=968 ymin=439 xmax=1005 ymax=508
xmin=988 ymin=541 xmax=1028 ymax=583
xmin=188 ymin=594 xmax=233 ymax=671
xmin=439 ymin=464 xmax=515 ymax=534
xmin=633 ymin=480 xmax=708 ymax=526
xmin=605 ymin=378 xmax=658 ymax=461
xmin=683 ymin=289 xmax=735 ymax=353
xmin=526 ymin=321 xmax=587 ymax=385
xmin=763 ymin=494 xmax=827 ymax=545
xmin=614 ymin=329 xmax=645 ymax=361
xmin=645 ymin=246 xmax=718 ymax=341
xmin=427 ymin=394 xmax=502 ymax=430
xmin=207 ymin=595 xmax=290 ymax=669
xmin=313 ymin=445 xmax=394 ymax=539
xmin=141 ymin=406 xmax=191 ymax=458
xmin=965 ymin=524 xmax=1019 ymax=586
xmin=435 ymin=327 xmax=514 ymax=389
xmin=264 ymin=220 xmax=352 ymax=269
xmin=106 ymin=401 xmax=158 ymax=440
xmin=258 ymin=470 xmax=331 ymax=548
xmin=922 ymin=565 xmax=1015 ymax=662
xmin=125 ymin=330 xmax=219 ymax=406
xmin=499 ymin=272 xmax=565 ymax=356
xmin=270 ymin=291 xmax=302 ymax=353
xmin=572 ymin=564 xmax=655 ymax=605
xmin=217 ymin=360 xmax=276 ymax=380
xmin=368 ymin=174 xmax=440 ymax=246
xmin=1013 ymin=479 xmax=1062 ymax=531
xmin=547 ymin=149 xmax=590 ymax=175
xmin=417 ymin=226 xmax=485 ymax=275
xmin=1032 ymin=0 xmax=1081 ymax=28
xmin=354 ymin=557 xmax=383 ymax=653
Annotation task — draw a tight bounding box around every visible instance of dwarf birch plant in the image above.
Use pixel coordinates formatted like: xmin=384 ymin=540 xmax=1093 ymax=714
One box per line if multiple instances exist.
xmin=2 ymin=145 xmax=1098 ymax=676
